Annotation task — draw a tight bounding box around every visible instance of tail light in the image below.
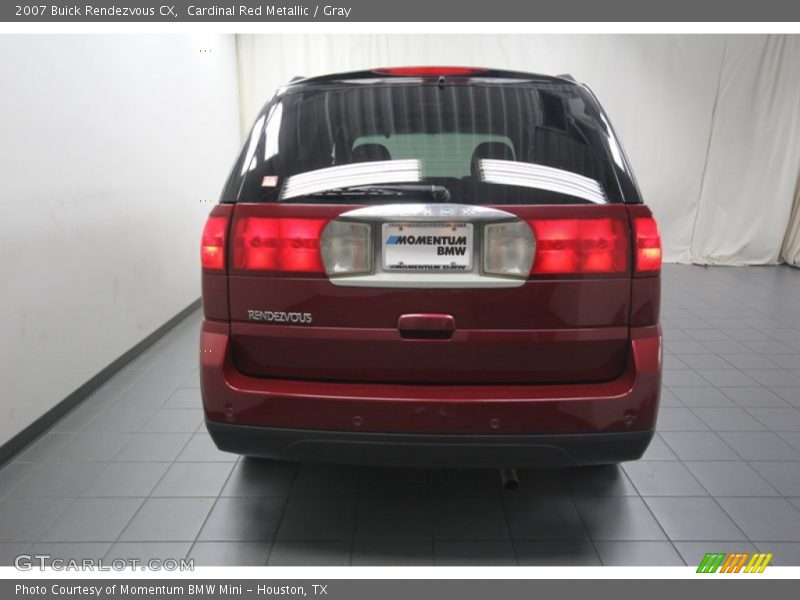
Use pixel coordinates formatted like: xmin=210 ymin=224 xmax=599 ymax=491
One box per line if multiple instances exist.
xmin=201 ymin=216 xmax=228 ymax=272
xmin=321 ymin=220 xmax=372 ymax=276
xmin=373 ymin=66 xmax=488 ymax=77
xmin=529 ymin=218 xmax=628 ymax=275
xmin=483 ymin=221 xmax=535 ymax=278
xmin=634 ymin=217 xmax=662 ymax=274
xmin=232 ymin=217 xmax=326 ymax=273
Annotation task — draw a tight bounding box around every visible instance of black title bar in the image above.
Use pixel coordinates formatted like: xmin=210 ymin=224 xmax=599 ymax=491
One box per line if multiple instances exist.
xmin=3 ymin=0 xmax=800 ymax=22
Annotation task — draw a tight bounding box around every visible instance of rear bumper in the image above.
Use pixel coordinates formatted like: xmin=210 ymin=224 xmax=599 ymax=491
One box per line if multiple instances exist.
xmin=206 ymin=421 xmax=654 ymax=467
xmin=200 ymin=319 xmax=661 ymax=466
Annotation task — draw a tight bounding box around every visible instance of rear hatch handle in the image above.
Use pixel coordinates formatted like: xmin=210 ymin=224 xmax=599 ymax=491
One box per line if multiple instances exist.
xmin=398 ymin=313 xmax=455 ymax=340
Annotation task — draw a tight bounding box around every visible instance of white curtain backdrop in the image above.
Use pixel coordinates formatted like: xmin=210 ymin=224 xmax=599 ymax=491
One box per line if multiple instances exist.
xmin=782 ymin=177 xmax=800 ymax=266
xmin=236 ymin=34 xmax=800 ymax=266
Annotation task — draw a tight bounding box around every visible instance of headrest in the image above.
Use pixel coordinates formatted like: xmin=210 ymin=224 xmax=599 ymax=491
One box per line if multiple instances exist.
xmin=470 ymin=142 xmax=515 ymax=178
xmin=351 ymin=144 xmax=392 ymax=162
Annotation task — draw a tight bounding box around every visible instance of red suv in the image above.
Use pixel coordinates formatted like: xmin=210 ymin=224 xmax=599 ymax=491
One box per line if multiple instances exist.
xmin=200 ymin=67 xmax=662 ymax=468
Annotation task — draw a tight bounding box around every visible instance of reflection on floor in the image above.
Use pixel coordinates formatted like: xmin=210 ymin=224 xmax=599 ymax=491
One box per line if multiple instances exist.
xmin=2 ymin=265 xmax=800 ymax=566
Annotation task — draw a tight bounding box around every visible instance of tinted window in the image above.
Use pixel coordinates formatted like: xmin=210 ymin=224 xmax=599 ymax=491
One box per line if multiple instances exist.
xmin=224 ymin=81 xmax=625 ymax=205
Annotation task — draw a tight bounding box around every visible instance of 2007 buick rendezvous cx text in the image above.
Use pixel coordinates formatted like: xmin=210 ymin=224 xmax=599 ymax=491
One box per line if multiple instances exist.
xmin=199 ymin=66 xmax=663 ymax=467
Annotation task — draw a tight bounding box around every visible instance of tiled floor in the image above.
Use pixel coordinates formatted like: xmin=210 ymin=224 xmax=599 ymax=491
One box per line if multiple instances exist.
xmin=1 ymin=264 xmax=800 ymax=566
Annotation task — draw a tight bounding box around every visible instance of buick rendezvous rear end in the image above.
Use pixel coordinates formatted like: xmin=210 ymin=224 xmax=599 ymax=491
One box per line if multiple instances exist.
xmin=199 ymin=67 xmax=662 ymax=467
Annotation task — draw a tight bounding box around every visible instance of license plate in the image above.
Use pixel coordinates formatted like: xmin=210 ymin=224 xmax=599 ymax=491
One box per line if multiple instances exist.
xmin=382 ymin=222 xmax=473 ymax=272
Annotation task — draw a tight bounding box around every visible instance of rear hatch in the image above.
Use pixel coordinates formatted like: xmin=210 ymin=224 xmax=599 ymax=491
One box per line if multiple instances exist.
xmin=216 ymin=69 xmax=649 ymax=385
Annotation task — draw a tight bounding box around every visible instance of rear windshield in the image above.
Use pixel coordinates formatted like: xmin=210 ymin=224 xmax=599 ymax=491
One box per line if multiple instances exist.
xmin=224 ymin=81 xmax=627 ymax=205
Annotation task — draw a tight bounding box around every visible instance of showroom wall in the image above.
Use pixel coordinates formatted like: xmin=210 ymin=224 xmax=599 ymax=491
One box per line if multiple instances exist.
xmin=0 ymin=35 xmax=241 ymax=447
xmin=237 ymin=34 xmax=800 ymax=266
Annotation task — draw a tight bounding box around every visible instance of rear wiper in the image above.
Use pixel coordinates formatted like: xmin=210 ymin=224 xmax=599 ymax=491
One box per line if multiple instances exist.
xmin=296 ymin=184 xmax=451 ymax=202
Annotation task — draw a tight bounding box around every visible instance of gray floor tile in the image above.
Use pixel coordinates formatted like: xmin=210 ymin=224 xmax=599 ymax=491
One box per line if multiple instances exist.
xmin=221 ymin=458 xmax=297 ymax=497
xmin=140 ymin=409 xmax=203 ymax=433
xmin=672 ymin=387 xmax=735 ymax=408
xmin=51 ymin=407 xmax=102 ymax=433
xmin=663 ymin=370 xmax=711 ymax=387
xmin=720 ymin=432 xmax=800 ymax=460
xmin=14 ymin=432 xmax=73 ymax=462
xmin=0 ymin=543 xmax=29 ymax=566
xmin=433 ymin=540 xmax=516 ymax=565
xmin=40 ymin=498 xmax=143 ymax=542
xmin=0 ymin=462 xmax=40 ymax=496
xmin=130 ymin=367 xmax=194 ymax=390
xmin=749 ymin=462 xmax=800 ymax=496
xmin=623 ymin=461 xmax=707 ymax=496
xmin=744 ymin=370 xmax=800 ymax=387
xmin=356 ymin=496 xmax=432 ymax=541
xmin=684 ymin=461 xmax=778 ymax=496
xmin=187 ymin=541 xmax=270 ymax=566
xmin=119 ymin=498 xmax=215 ymax=542
xmin=749 ymin=408 xmax=800 ymax=432
xmin=11 ymin=462 xmax=105 ymax=498
xmin=639 ymin=434 xmax=679 ymax=460
xmin=289 ymin=465 xmax=361 ymax=497
xmin=694 ymin=408 xmax=767 ymax=432
xmin=658 ymin=388 xmax=683 ymax=408
xmin=105 ymin=368 xmax=146 ymax=389
xmin=673 ymin=541 xmax=758 ymax=567
xmin=357 ymin=467 xmax=429 ymax=497
xmin=81 ymin=462 xmax=170 ymax=497
xmin=779 ymin=432 xmax=800 ymax=452
xmin=164 ymin=388 xmax=203 ymax=409
xmin=574 ymin=496 xmax=665 ymax=541
xmin=696 ymin=370 xmax=759 ymax=388
xmin=645 ymin=497 xmax=747 ymax=541
xmin=664 ymin=341 xmax=710 ymax=355
xmin=510 ymin=469 xmax=568 ymax=495
xmin=112 ymin=433 xmax=192 ymax=462
xmin=744 ymin=340 xmax=796 ymax=355
xmin=660 ymin=431 xmax=739 ymax=461
xmin=765 ymin=355 xmax=800 ymax=370
xmin=268 ymin=541 xmax=350 ymax=566
xmin=705 ymin=340 xmax=752 ymax=354
xmin=515 ymin=540 xmax=600 ymax=565
xmin=593 ymin=541 xmax=684 ymax=566
xmin=0 ymin=498 xmax=71 ymax=542
xmin=26 ymin=542 xmax=112 ymax=563
xmin=276 ymin=496 xmax=356 ymax=541
xmin=352 ymin=540 xmax=433 ymax=566
xmin=176 ymin=433 xmax=236 ymax=462
xmin=680 ymin=354 xmax=734 ymax=370
xmin=80 ymin=385 xmax=126 ymax=410
xmin=151 ymin=462 xmax=234 ymax=497
xmin=198 ymin=497 xmax=285 ymax=542
xmin=721 ymin=387 xmax=790 ymax=408
xmin=106 ymin=542 xmax=191 ymax=563
xmin=430 ymin=469 xmax=505 ymax=497
xmin=755 ymin=542 xmax=800 ymax=566
xmin=774 ymin=388 xmax=800 ymax=407
xmin=719 ymin=354 xmax=780 ymax=370
xmin=717 ymin=497 xmax=800 ymax=542
xmin=432 ymin=496 xmax=507 ymax=540
xmin=503 ymin=495 xmax=587 ymax=540
xmin=563 ymin=465 xmax=638 ymax=496
xmin=111 ymin=387 xmax=176 ymax=409
xmin=50 ymin=433 xmax=133 ymax=462
xmin=656 ymin=408 xmax=709 ymax=431
xmin=82 ymin=408 xmax=156 ymax=434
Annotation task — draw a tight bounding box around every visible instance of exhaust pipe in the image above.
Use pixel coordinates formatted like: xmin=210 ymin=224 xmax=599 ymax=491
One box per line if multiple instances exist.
xmin=500 ymin=467 xmax=519 ymax=491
